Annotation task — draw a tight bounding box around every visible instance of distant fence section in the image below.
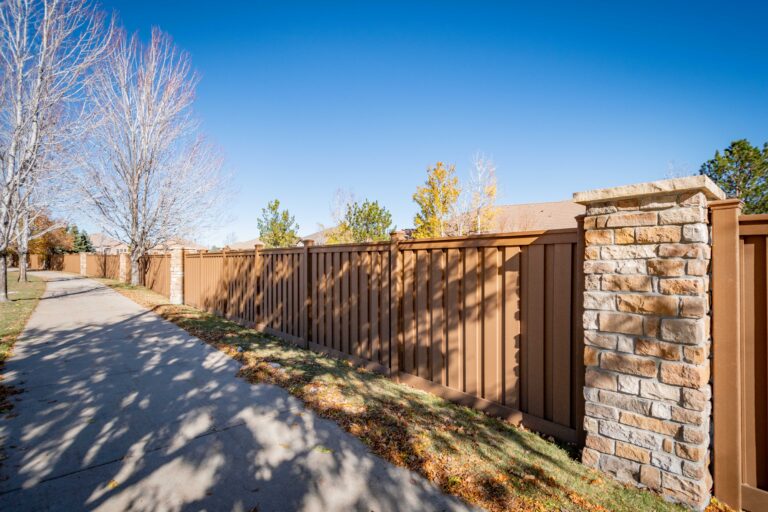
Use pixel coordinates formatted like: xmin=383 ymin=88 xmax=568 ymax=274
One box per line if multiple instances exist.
xmin=140 ymin=254 xmax=171 ymax=297
xmin=62 ymin=254 xmax=80 ymax=273
xmin=85 ymin=254 xmax=120 ymax=280
xmin=181 ymin=228 xmax=585 ymax=442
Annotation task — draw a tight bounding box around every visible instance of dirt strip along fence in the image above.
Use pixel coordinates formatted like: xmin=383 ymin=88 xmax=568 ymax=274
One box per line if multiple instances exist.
xmin=182 ymin=227 xmax=585 ymax=443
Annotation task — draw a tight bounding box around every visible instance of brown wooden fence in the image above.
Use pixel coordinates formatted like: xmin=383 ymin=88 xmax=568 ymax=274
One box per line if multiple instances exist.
xmin=85 ymin=254 xmax=120 ymax=279
xmin=182 ymin=227 xmax=584 ymax=442
xmin=184 ymin=250 xmax=257 ymax=322
xmin=62 ymin=254 xmax=80 ymax=273
xmin=712 ymin=203 xmax=768 ymax=511
xmin=140 ymin=254 xmax=171 ymax=297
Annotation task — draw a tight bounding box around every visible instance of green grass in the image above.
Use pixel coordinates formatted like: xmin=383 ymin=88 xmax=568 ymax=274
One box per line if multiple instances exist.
xmin=99 ymin=278 xmax=685 ymax=512
xmin=0 ymin=271 xmax=45 ymax=364
xmin=1 ymin=270 xmax=46 ymax=413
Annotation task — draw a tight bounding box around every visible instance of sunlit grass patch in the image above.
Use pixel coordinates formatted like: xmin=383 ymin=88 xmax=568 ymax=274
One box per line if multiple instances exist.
xmin=1 ymin=271 xmax=46 ymax=413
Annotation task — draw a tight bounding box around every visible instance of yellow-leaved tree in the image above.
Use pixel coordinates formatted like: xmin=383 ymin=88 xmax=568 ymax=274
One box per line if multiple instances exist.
xmin=412 ymin=162 xmax=460 ymax=238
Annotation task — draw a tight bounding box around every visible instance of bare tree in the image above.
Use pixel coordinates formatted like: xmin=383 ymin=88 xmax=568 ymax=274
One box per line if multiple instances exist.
xmin=447 ymin=153 xmax=498 ymax=236
xmin=0 ymin=0 xmax=111 ymax=299
xmin=77 ymin=28 xmax=226 ymax=285
xmin=14 ymin=178 xmax=71 ymax=281
xmin=468 ymin=152 xmax=498 ymax=233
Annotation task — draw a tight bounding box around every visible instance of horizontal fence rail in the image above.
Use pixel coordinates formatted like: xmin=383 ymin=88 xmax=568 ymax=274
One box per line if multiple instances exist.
xmin=179 ymin=228 xmax=585 ymax=442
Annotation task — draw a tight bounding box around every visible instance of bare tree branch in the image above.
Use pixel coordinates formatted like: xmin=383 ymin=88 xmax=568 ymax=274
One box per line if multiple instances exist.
xmin=0 ymin=0 xmax=112 ymax=294
xmin=76 ymin=28 xmax=227 ymax=284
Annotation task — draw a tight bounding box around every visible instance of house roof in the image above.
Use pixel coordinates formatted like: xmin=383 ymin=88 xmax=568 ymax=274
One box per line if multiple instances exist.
xmin=302 ymin=227 xmax=336 ymax=245
xmin=492 ymin=200 xmax=585 ymax=232
xmin=90 ymin=232 xmax=206 ymax=252
xmin=90 ymin=232 xmax=126 ymax=250
xmin=226 ymin=238 xmax=264 ymax=250
xmin=153 ymin=238 xmax=207 ymax=251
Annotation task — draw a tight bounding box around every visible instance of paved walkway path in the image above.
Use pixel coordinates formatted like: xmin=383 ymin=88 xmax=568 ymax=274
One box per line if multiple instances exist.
xmin=0 ymin=272 xmax=473 ymax=512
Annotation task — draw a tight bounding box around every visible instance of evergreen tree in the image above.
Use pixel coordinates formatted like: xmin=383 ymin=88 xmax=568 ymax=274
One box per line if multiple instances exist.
xmin=257 ymin=199 xmax=300 ymax=248
xmin=328 ymin=199 xmax=393 ymax=243
xmin=700 ymin=139 xmax=768 ymax=214
xmin=72 ymin=228 xmax=93 ymax=252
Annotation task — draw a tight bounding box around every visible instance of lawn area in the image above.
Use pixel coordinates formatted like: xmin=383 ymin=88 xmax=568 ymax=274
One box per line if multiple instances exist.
xmin=99 ymin=278 xmax=685 ymax=512
xmin=1 ymin=271 xmax=46 ymax=412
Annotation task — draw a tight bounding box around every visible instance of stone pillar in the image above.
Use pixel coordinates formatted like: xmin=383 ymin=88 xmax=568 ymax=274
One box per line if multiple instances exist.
xmin=79 ymin=252 xmax=87 ymax=276
xmin=573 ymin=176 xmax=725 ymax=509
xmin=169 ymin=249 xmax=184 ymax=305
xmin=118 ymin=253 xmax=130 ymax=283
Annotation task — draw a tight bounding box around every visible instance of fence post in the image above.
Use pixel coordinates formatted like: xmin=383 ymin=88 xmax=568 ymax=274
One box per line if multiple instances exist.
xmin=79 ymin=252 xmax=87 ymax=276
xmin=170 ymin=248 xmax=185 ymax=305
xmin=221 ymin=248 xmax=228 ymax=317
xmin=389 ymin=230 xmax=405 ymax=377
xmin=709 ymin=198 xmax=742 ymax=510
xmin=253 ymin=243 xmax=263 ymax=327
xmin=573 ymin=176 xmax=726 ymax=509
xmin=301 ymin=239 xmax=315 ymax=347
xmin=118 ymin=253 xmax=130 ymax=283
xmin=574 ymin=214 xmax=586 ymax=446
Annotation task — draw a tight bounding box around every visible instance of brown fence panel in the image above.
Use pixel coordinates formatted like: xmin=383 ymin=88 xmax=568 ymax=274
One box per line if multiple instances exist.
xmin=83 ymin=253 xmax=120 ymax=279
xmin=62 ymin=254 xmax=80 ymax=273
xmin=140 ymin=254 xmax=171 ymax=297
xmin=304 ymin=243 xmax=392 ymax=372
xmin=260 ymin=248 xmax=305 ymax=343
xmin=740 ymin=231 xmax=768 ymax=508
xmin=712 ymin=205 xmax=768 ymax=511
xmin=29 ymin=254 xmax=44 ymax=270
xmin=175 ymin=229 xmax=584 ymax=443
xmin=395 ymin=230 xmax=582 ymax=442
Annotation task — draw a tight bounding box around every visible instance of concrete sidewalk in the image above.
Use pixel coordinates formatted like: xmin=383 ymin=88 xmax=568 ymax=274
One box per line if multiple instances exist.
xmin=0 ymin=272 xmax=474 ymax=512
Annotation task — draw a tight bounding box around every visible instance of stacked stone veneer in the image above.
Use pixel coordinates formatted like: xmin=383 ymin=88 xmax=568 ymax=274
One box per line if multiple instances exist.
xmin=170 ymin=248 xmax=184 ymax=305
xmin=118 ymin=253 xmax=130 ymax=283
xmin=574 ymin=177 xmax=725 ymax=509
xmin=79 ymin=252 xmax=87 ymax=276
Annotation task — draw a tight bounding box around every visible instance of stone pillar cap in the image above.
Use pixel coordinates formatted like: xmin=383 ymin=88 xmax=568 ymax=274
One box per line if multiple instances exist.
xmin=573 ymin=175 xmax=726 ymax=205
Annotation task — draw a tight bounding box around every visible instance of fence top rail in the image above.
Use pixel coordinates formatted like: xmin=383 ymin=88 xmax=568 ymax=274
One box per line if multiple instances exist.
xmin=308 ymin=242 xmax=391 ymax=253
xmin=399 ymin=228 xmax=578 ymax=249
xmin=739 ymin=213 xmax=768 ymax=224
xmin=738 ymin=214 xmax=768 ymax=236
xmin=260 ymin=247 xmax=305 ymax=255
xmin=192 ymin=250 xmax=256 ymax=257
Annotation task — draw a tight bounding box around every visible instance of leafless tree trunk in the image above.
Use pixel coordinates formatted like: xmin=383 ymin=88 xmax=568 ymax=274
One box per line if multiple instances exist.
xmin=16 ymin=205 xmax=29 ymax=281
xmin=77 ymin=28 xmax=226 ymax=285
xmin=469 ymin=153 xmax=498 ymax=234
xmin=447 ymin=153 xmax=498 ymax=236
xmin=0 ymin=0 xmax=111 ymax=299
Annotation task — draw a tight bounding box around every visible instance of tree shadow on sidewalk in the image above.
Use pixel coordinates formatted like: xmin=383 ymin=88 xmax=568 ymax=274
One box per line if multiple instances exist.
xmin=0 ymin=274 xmax=472 ymax=512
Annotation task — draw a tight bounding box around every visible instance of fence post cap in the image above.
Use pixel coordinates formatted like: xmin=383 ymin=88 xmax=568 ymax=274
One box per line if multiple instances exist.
xmin=301 ymin=239 xmax=315 ymax=247
xmin=709 ymin=198 xmax=742 ymax=210
xmin=254 ymin=242 xmax=265 ymax=250
xmin=573 ymin=175 xmax=726 ymax=204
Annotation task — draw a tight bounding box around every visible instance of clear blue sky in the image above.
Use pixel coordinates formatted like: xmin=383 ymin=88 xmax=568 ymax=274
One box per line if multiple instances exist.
xmin=97 ymin=0 xmax=768 ymax=245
